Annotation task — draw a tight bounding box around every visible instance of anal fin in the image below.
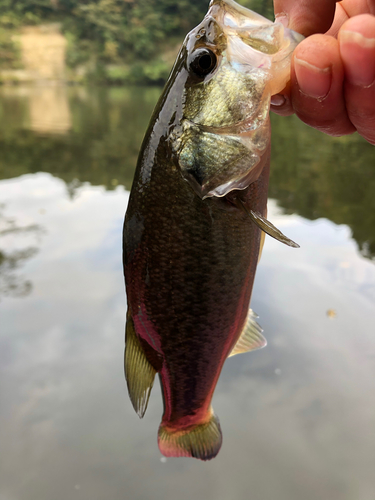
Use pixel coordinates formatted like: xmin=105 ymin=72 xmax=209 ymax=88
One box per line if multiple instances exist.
xmin=124 ymin=310 xmax=156 ymax=418
xmin=229 ymin=309 xmax=267 ymax=357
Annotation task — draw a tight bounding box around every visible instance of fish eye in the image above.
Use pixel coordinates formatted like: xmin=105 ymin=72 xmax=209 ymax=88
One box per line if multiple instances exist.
xmin=189 ymin=48 xmax=217 ymax=78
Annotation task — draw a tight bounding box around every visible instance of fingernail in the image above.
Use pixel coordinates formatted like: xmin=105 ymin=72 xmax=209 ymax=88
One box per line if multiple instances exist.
xmin=271 ymin=94 xmax=286 ymax=106
xmin=294 ymin=58 xmax=332 ymax=100
xmin=339 ymin=30 xmax=375 ymax=87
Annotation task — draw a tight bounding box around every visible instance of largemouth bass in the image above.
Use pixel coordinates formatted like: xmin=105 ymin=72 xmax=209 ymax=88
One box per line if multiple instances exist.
xmin=123 ymin=0 xmax=303 ymax=461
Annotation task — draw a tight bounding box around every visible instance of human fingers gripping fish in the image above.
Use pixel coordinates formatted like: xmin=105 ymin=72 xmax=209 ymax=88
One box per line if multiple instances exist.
xmin=123 ymin=0 xmax=303 ymax=461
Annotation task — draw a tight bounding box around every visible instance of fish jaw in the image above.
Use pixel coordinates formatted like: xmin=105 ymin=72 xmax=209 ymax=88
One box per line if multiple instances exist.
xmin=170 ymin=0 xmax=303 ymax=200
xmin=208 ymin=0 xmax=304 ymax=95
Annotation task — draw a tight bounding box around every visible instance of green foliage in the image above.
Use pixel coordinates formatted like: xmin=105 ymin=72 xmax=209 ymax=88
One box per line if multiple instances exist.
xmin=62 ymin=0 xmax=209 ymax=73
xmin=241 ymin=0 xmax=273 ymax=19
xmin=105 ymin=59 xmax=171 ymax=85
xmin=0 ymin=86 xmax=160 ymax=189
xmin=0 ymin=0 xmax=57 ymax=26
xmin=0 ymin=0 xmax=57 ymax=69
xmin=0 ymin=0 xmax=273 ymax=83
xmin=270 ymin=113 xmax=375 ymax=260
xmin=0 ymin=86 xmax=374 ymax=259
xmin=0 ymin=29 xmax=20 ymax=68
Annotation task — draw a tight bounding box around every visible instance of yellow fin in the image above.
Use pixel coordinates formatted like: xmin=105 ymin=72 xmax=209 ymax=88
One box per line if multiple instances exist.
xmin=247 ymin=209 xmax=300 ymax=248
xmin=258 ymin=230 xmax=265 ymax=263
xmin=229 ymin=309 xmax=267 ymax=357
xmin=124 ymin=311 xmax=156 ymax=418
xmin=236 ymin=198 xmax=300 ymax=248
xmin=158 ymin=409 xmax=222 ymax=461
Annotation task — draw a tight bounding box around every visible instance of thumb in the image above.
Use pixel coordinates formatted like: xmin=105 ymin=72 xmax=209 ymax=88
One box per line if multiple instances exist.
xmin=274 ymin=0 xmax=338 ymax=36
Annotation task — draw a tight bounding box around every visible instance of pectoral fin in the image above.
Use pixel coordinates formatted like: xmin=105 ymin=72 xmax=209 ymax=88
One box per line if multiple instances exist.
xmin=229 ymin=309 xmax=267 ymax=357
xmin=124 ymin=310 xmax=156 ymax=418
xmin=237 ymin=199 xmax=300 ymax=248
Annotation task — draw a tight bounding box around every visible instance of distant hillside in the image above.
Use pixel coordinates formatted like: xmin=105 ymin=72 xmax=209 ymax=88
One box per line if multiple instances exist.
xmin=0 ymin=0 xmax=273 ymax=84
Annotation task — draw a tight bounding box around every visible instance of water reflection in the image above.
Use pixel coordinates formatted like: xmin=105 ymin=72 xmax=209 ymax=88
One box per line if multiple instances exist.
xmin=270 ymin=116 xmax=375 ymax=260
xmin=0 ymin=85 xmax=160 ymax=190
xmin=0 ymin=86 xmax=374 ymax=258
xmin=0 ymin=203 xmax=43 ymax=299
xmin=29 ymin=86 xmax=72 ymax=134
xmin=0 ymin=174 xmax=374 ymax=500
xmin=0 ymin=86 xmax=374 ymax=499
xmin=0 ymin=85 xmax=72 ymax=135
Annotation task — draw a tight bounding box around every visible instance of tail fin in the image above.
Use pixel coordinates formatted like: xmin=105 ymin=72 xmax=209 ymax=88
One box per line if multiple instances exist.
xmin=158 ymin=411 xmax=222 ymax=461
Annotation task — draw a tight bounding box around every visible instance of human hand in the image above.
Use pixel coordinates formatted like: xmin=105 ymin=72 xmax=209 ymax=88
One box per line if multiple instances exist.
xmin=272 ymin=0 xmax=375 ymax=145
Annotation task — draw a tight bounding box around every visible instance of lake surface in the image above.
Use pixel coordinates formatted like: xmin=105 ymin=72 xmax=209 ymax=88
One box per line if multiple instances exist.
xmin=0 ymin=85 xmax=374 ymax=500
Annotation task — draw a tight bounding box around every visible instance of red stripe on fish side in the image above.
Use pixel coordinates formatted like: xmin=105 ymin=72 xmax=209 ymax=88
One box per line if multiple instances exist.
xmin=132 ymin=302 xmax=163 ymax=353
xmin=159 ymin=362 xmax=218 ymax=426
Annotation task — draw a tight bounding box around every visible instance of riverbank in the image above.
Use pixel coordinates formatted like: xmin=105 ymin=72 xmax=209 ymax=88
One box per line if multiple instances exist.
xmin=0 ymin=0 xmax=274 ymax=85
xmin=0 ymin=23 xmax=180 ymax=86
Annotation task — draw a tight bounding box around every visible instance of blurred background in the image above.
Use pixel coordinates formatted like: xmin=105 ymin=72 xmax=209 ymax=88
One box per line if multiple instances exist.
xmin=0 ymin=1 xmax=374 ymax=499
xmin=0 ymin=0 xmax=272 ymax=85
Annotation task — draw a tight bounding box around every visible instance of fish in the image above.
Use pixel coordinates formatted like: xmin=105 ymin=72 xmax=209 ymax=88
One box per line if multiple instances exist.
xmin=123 ymin=0 xmax=303 ymax=461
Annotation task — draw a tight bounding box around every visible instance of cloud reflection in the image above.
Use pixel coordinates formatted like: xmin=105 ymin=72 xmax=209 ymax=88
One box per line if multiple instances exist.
xmin=0 ymin=202 xmax=44 ymax=299
xmin=0 ymin=175 xmax=374 ymax=500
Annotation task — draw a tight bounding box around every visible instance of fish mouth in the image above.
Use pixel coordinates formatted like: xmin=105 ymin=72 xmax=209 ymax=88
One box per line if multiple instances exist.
xmin=207 ymin=0 xmax=304 ymax=97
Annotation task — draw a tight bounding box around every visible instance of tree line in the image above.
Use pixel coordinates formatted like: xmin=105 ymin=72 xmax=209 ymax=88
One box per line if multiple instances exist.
xmin=0 ymin=0 xmax=273 ymax=83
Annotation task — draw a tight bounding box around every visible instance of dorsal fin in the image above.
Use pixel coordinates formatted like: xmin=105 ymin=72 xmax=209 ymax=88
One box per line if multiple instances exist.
xmin=229 ymin=309 xmax=267 ymax=357
xmin=124 ymin=310 xmax=156 ymax=418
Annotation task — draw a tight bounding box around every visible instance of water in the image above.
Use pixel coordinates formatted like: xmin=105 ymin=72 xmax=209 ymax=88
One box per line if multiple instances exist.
xmin=0 ymin=86 xmax=374 ymax=500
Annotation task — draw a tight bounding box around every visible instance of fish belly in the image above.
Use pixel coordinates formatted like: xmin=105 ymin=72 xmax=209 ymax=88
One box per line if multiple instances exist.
xmin=124 ymin=140 xmax=269 ymax=429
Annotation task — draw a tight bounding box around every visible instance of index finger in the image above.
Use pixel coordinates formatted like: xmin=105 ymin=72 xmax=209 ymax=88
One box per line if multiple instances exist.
xmin=273 ymin=0 xmax=339 ymax=36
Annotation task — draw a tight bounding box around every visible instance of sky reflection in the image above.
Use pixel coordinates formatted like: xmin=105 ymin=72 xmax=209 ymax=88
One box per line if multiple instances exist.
xmin=0 ymin=174 xmax=374 ymax=500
